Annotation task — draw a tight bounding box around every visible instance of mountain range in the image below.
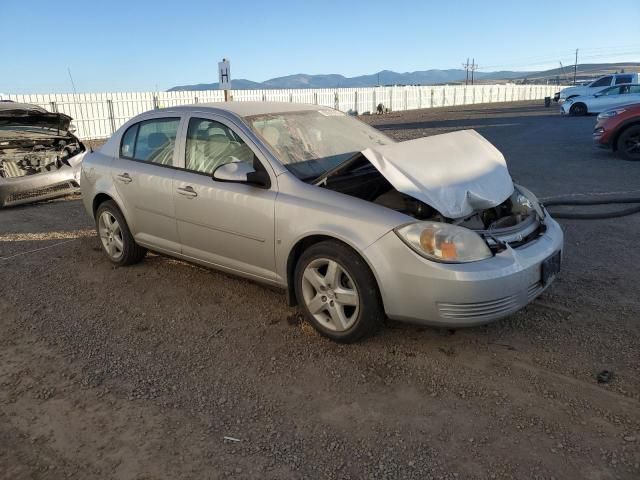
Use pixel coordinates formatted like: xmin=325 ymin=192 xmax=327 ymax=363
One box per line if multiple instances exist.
xmin=169 ymin=63 xmax=640 ymax=91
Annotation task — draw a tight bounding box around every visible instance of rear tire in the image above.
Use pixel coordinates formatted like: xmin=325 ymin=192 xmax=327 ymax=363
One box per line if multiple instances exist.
xmin=294 ymin=240 xmax=384 ymax=343
xmin=569 ymin=102 xmax=587 ymax=116
xmin=616 ymin=125 xmax=640 ymax=161
xmin=95 ymin=200 xmax=147 ymax=266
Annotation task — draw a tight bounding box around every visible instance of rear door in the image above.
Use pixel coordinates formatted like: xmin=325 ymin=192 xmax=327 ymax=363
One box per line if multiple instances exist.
xmin=112 ymin=116 xmax=183 ymax=253
xmin=172 ymin=114 xmax=278 ymax=281
xmin=594 ymin=85 xmax=639 ymax=112
xmin=627 ymin=85 xmax=640 ymax=104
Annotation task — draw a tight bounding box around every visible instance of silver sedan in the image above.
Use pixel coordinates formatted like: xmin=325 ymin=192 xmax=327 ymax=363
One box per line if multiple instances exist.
xmin=560 ymin=84 xmax=640 ymax=116
xmin=81 ymin=102 xmax=563 ymax=342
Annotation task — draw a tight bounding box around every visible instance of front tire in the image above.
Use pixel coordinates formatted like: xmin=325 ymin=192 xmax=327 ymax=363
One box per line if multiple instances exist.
xmin=616 ymin=125 xmax=640 ymax=161
xmin=294 ymin=240 xmax=384 ymax=343
xmin=569 ymin=102 xmax=587 ymax=116
xmin=95 ymin=200 xmax=147 ymax=265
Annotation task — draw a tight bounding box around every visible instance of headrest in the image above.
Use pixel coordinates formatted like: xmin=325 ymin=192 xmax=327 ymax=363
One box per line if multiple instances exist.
xmin=261 ymin=126 xmax=280 ymax=146
xmin=147 ymin=132 xmax=169 ymax=149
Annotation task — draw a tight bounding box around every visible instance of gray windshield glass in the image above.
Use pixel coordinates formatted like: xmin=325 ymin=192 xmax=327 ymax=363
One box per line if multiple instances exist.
xmin=246 ymin=110 xmax=392 ymax=179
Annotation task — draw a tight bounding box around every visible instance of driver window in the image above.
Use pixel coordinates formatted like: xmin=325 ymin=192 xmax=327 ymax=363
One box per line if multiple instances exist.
xmin=185 ymin=118 xmax=254 ymax=175
xmin=590 ymin=76 xmax=612 ymax=88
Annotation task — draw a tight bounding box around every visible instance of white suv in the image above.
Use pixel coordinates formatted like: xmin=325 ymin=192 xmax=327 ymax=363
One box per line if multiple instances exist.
xmin=558 ymin=73 xmax=639 ymax=103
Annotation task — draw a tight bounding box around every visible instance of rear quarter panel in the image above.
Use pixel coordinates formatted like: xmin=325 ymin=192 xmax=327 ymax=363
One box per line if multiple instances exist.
xmin=80 ymin=150 xmax=128 ymax=222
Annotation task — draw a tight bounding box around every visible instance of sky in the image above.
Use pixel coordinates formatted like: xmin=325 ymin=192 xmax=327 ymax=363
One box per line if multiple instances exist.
xmin=2 ymin=0 xmax=639 ymax=93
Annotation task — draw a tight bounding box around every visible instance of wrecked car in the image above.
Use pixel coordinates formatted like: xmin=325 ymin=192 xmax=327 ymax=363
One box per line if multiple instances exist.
xmin=0 ymin=102 xmax=86 ymax=207
xmin=81 ymin=102 xmax=563 ymax=342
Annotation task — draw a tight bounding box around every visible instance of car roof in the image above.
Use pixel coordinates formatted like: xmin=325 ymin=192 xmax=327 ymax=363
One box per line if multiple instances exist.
xmin=163 ymin=101 xmax=333 ymax=118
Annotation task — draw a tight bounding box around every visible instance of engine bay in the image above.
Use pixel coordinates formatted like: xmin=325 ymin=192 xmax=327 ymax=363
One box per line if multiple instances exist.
xmin=318 ymin=155 xmax=544 ymax=249
xmin=0 ymin=138 xmax=84 ymax=178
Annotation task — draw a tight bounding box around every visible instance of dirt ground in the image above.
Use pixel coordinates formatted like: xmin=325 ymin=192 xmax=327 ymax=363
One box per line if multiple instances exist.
xmin=1 ymin=101 xmax=639 ymax=480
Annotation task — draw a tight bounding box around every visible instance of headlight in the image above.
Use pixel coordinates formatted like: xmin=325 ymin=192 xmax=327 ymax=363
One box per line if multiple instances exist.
xmin=394 ymin=222 xmax=492 ymax=263
xmin=597 ymin=108 xmax=626 ymax=120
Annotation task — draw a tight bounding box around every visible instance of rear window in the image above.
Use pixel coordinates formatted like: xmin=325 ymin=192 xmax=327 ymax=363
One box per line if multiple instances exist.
xmin=119 ymin=117 xmax=180 ymax=166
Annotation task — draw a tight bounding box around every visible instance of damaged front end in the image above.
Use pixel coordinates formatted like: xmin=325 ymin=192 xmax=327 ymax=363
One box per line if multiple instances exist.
xmin=317 ymin=130 xmax=547 ymax=259
xmin=0 ymin=102 xmax=85 ymax=207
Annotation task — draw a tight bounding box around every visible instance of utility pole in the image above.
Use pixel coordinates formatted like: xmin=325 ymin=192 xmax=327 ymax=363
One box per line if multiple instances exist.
xmin=463 ymin=58 xmax=470 ymax=86
xmin=470 ymin=58 xmax=478 ymax=85
xmin=573 ymin=49 xmax=578 ymax=85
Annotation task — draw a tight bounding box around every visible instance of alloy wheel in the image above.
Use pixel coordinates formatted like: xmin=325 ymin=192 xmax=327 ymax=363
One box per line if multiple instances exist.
xmin=301 ymin=258 xmax=360 ymax=332
xmin=98 ymin=211 xmax=124 ymax=260
xmin=623 ymin=132 xmax=640 ymax=159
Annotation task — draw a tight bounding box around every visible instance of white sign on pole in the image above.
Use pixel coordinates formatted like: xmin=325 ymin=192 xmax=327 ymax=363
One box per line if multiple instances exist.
xmin=218 ymin=59 xmax=231 ymax=90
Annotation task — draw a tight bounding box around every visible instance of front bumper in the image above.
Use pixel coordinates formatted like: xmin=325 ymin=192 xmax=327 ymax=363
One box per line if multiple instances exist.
xmin=560 ymin=103 xmax=572 ymax=115
xmin=0 ymin=167 xmax=80 ymax=207
xmin=592 ymin=132 xmax=610 ymax=148
xmin=364 ymin=217 xmax=564 ymax=327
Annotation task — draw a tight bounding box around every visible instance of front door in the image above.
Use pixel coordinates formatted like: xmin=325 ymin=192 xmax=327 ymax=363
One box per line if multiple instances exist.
xmin=172 ymin=115 xmax=277 ymax=281
xmin=111 ymin=116 xmax=182 ymax=253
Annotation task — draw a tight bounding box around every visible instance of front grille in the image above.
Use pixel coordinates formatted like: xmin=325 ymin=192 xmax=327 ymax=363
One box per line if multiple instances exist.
xmin=438 ymin=295 xmax=521 ymax=320
xmin=438 ymin=281 xmax=541 ymax=320
xmin=484 ymin=217 xmax=545 ymax=253
xmin=6 ymin=181 xmax=78 ymax=204
xmin=527 ymin=281 xmax=544 ymax=301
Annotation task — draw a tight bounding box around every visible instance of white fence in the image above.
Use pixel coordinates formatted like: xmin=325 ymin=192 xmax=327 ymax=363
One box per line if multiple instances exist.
xmin=6 ymin=84 xmax=562 ymax=140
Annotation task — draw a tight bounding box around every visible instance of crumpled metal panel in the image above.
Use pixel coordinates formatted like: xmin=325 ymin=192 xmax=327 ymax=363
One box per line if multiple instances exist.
xmin=360 ymin=129 xmax=514 ymax=219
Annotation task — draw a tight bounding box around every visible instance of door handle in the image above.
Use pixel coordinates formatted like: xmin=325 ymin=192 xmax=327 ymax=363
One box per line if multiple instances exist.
xmin=116 ymin=173 xmax=132 ymax=184
xmin=177 ymin=186 xmax=198 ymax=198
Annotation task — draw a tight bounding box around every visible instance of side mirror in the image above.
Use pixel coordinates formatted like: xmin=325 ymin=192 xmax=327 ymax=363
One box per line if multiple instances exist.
xmin=212 ymin=161 xmax=270 ymax=188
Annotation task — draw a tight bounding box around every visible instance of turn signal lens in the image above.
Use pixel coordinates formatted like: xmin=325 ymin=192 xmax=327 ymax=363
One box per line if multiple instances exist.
xmin=441 ymin=241 xmax=457 ymax=259
xmin=395 ymin=222 xmax=492 ymax=263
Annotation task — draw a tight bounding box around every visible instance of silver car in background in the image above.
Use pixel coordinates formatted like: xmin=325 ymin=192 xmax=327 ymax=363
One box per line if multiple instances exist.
xmin=81 ymin=102 xmax=563 ymax=342
xmin=561 ymin=84 xmax=640 ymax=116
xmin=0 ymin=102 xmax=85 ymax=207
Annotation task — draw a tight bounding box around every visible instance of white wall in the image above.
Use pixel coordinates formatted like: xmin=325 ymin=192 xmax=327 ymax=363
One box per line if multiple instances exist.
xmin=7 ymin=85 xmax=563 ymax=140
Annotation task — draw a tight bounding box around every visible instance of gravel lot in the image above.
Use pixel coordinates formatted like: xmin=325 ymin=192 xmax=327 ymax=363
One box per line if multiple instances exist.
xmin=1 ymin=101 xmax=639 ymax=479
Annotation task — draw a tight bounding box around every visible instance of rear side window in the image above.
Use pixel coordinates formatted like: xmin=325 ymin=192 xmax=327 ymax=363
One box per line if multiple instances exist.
xmin=629 ymin=85 xmax=640 ymax=94
xmin=600 ymin=86 xmax=621 ymax=96
xmin=120 ymin=124 xmax=138 ymax=158
xmin=615 ymin=75 xmax=633 ymax=85
xmin=591 ymin=76 xmax=612 ymax=88
xmin=119 ymin=117 xmax=180 ymax=166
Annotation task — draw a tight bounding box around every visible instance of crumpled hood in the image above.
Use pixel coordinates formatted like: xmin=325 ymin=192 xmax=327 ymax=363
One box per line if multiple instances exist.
xmin=361 ymin=129 xmax=514 ymax=219
xmin=0 ymin=102 xmax=73 ymax=132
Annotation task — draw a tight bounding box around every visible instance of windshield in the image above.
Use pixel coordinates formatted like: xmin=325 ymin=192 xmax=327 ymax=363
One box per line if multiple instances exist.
xmin=246 ymin=109 xmax=393 ymax=179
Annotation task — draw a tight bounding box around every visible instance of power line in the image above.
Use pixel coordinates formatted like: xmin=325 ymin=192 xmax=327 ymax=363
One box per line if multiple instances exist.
xmin=470 ymin=58 xmax=478 ymax=85
xmin=478 ymin=44 xmax=640 ymax=71
xmin=462 ymin=58 xmax=470 ymax=85
xmin=462 ymin=58 xmax=478 ymax=85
